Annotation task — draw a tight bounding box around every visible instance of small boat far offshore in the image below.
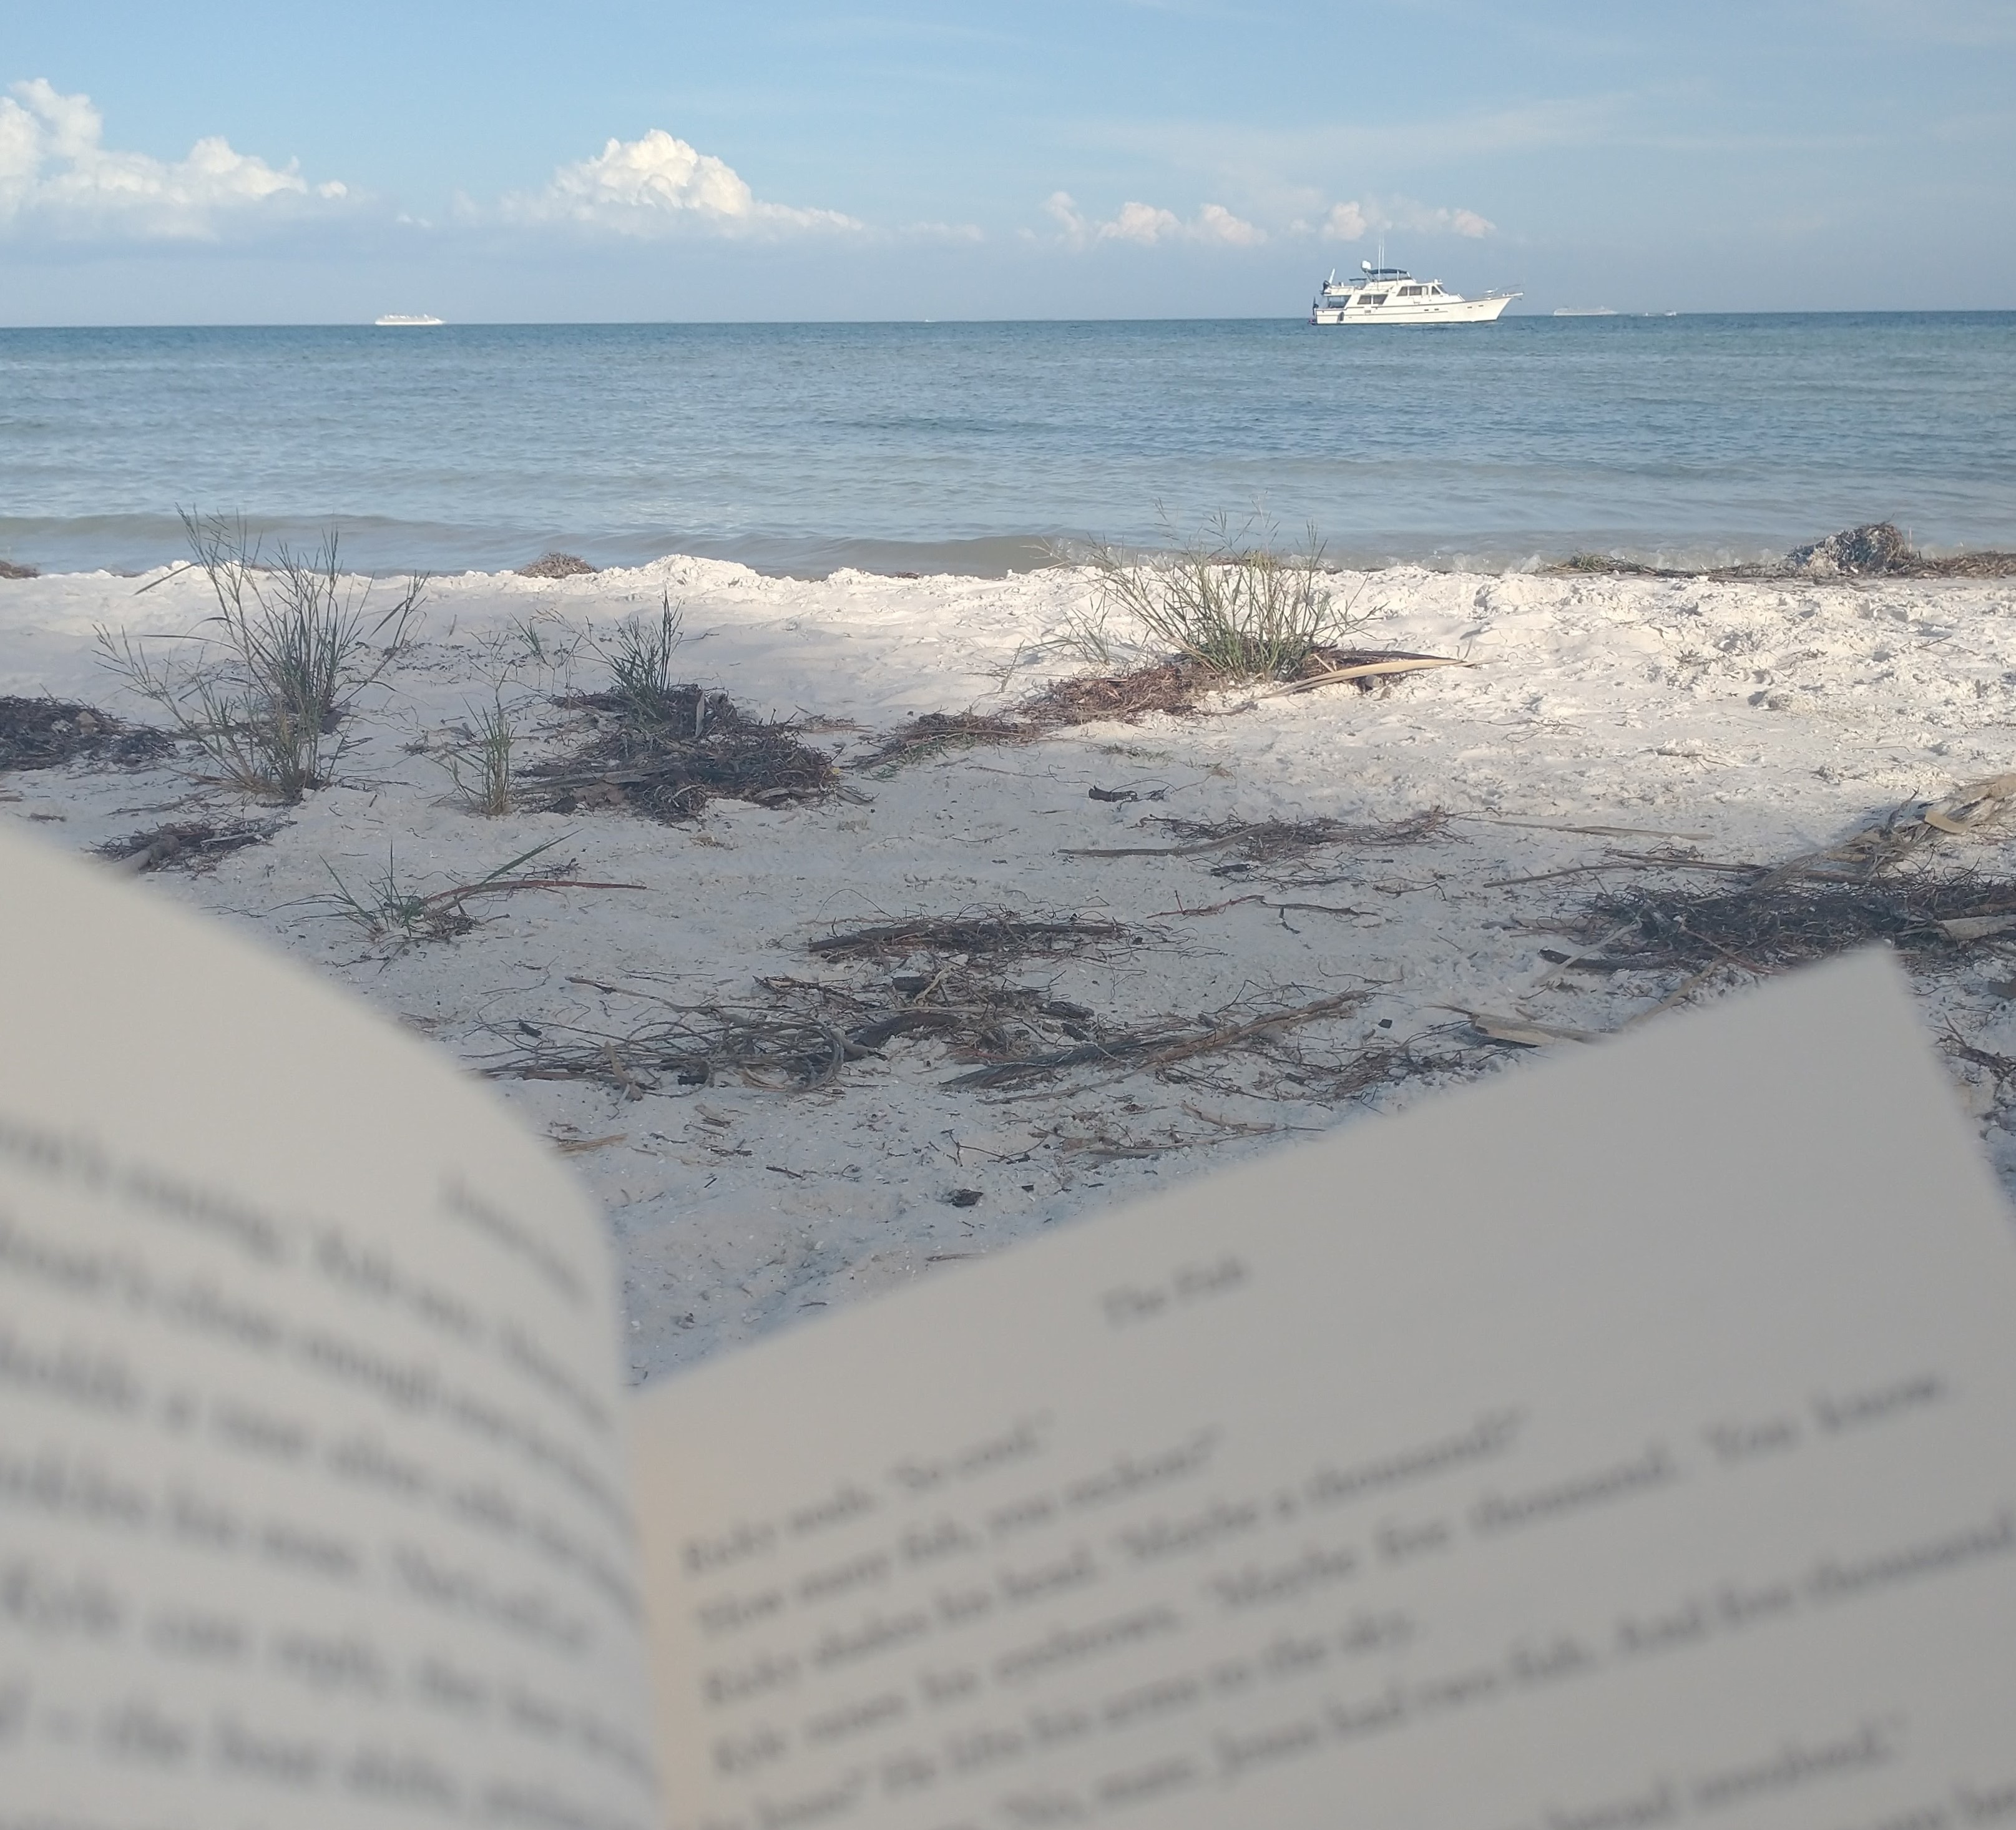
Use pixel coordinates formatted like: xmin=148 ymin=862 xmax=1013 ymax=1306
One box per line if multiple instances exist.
xmin=1309 ymin=258 xmax=1518 ymax=326
xmin=374 ymin=313 xmax=445 ymax=327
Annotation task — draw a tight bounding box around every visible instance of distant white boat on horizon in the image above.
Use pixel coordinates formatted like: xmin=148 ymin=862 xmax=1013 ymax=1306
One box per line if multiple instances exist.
xmin=1309 ymin=258 xmax=1518 ymax=326
xmin=374 ymin=313 xmax=444 ymax=327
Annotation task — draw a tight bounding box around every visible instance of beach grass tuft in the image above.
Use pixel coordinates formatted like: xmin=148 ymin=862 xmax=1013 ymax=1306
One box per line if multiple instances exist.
xmin=95 ymin=511 xmax=425 ymax=801
xmin=437 ymin=695 xmax=518 ymax=816
xmin=1075 ymin=514 xmax=1368 ymax=682
xmin=600 ymin=594 xmax=687 ymax=725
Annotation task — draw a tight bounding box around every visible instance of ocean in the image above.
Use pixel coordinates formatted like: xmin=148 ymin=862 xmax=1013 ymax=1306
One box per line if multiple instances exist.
xmin=2 ymin=314 xmax=2012 ymax=578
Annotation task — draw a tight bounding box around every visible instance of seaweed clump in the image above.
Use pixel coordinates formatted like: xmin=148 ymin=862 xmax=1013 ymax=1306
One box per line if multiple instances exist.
xmin=529 ymin=687 xmax=836 ymax=821
xmin=0 ymin=697 xmax=173 ymax=773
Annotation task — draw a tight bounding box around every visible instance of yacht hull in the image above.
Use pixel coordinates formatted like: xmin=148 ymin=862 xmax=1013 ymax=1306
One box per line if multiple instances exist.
xmin=1310 ymin=293 xmax=1515 ymax=326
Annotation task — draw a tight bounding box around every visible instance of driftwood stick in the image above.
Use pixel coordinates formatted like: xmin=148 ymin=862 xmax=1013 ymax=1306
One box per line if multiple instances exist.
xmin=421 ymin=876 xmax=646 ymax=909
xmin=1266 ymin=655 xmax=1467 ymax=695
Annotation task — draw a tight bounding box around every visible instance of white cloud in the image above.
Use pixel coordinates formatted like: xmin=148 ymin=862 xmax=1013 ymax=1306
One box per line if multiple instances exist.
xmin=1314 ymin=197 xmax=1494 ymax=242
xmin=1044 ymin=190 xmax=1090 ymax=242
xmin=1194 ymin=203 xmax=1264 ymax=247
xmin=0 ymin=79 xmax=335 ymax=240
xmin=509 ymin=129 xmax=860 ymax=238
xmin=1320 ymin=200 xmax=1368 ymax=241
xmin=1422 ymin=204 xmax=1495 ymax=238
xmin=1103 ymin=200 xmax=1183 ymax=245
xmin=1044 ymin=190 xmax=1264 ymax=249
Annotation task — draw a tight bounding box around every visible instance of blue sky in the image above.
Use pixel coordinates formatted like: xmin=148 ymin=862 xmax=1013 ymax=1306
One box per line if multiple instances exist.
xmin=2 ymin=0 xmax=2011 ymax=323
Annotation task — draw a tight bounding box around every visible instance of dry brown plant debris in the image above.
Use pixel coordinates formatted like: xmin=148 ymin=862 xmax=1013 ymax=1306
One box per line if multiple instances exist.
xmin=946 ymin=989 xmax=1366 ymax=1090
xmin=1582 ymin=871 xmax=2016 ymax=976
xmin=479 ymin=972 xmax=1392 ymax=1101
xmin=97 ymin=822 xmax=276 ymax=874
xmin=1067 ymin=808 xmax=1447 ymax=869
xmin=1551 ymin=523 xmax=2016 ymax=580
xmin=528 ymin=687 xmax=836 ymax=821
xmin=807 ymin=911 xmax=1138 ymax=962
xmin=516 ymin=552 xmax=598 ymax=579
xmin=0 ymin=698 xmax=173 ymax=773
xmin=859 ymin=646 xmax=1456 ymax=770
xmin=482 ymin=967 xmax=1109 ymax=1095
xmin=1515 ymin=775 xmax=2016 ymax=986
xmin=0 ymin=560 xmax=37 ymax=581
xmin=856 ymin=712 xmax=1035 ymax=770
xmin=1019 ymin=658 xmax=1220 ymax=727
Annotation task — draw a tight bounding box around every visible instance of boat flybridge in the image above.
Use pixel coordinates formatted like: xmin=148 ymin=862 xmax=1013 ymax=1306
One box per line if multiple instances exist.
xmin=1309 ymin=260 xmax=1519 ymax=325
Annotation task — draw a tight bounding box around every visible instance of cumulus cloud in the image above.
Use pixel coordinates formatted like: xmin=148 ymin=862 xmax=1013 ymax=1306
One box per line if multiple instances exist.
xmin=1194 ymin=203 xmax=1265 ymax=247
xmin=1320 ymin=200 xmax=1368 ymax=241
xmin=0 ymin=78 xmax=340 ymax=240
xmin=508 ymin=129 xmax=860 ymax=238
xmin=1422 ymin=204 xmax=1494 ymax=238
xmin=1044 ymin=191 xmax=1264 ymax=249
xmin=1314 ymin=197 xmax=1494 ymax=242
xmin=1101 ymin=200 xmax=1182 ymax=245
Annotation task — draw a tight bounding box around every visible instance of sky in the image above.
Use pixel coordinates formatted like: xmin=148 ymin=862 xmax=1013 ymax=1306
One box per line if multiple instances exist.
xmin=1 ymin=0 xmax=2012 ymax=323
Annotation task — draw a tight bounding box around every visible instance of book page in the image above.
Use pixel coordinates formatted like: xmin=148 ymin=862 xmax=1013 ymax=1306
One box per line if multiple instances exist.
xmin=632 ymin=951 xmax=2016 ymax=1830
xmin=0 ymin=826 xmax=660 ymax=1830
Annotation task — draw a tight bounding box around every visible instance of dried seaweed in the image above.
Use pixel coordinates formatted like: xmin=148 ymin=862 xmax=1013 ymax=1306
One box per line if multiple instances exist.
xmin=808 ymin=911 xmax=1137 ymax=962
xmin=947 ymin=989 xmax=1364 ymax=1090
xmin=1280 ymin=1029 xmax=1496 ymax=1103
xmin=1582 ymin=870 xmax=2016 ymax=974
xmin=0 ymin=697 xmax=174 ymax=773
xmin=858 ymin=647 xmax=1454 ymax=771
xmin=486 ymin=1007 xmax=858 ymax=1093
xmin=96 ymin=821 xmax=278 ymax=874
xmin=1067 ymin=808 xmax=1447 ymax=868
xmin=856 ymin=712 xmax=1034 ymax=770
xmin=482 ymin=969 xmax=1112 ymax=1095
xmin=515 ymin=552 xmax=597 ymax=579
xmin=527 ymin=688 xmax=836 ymax=821
xmin=1019 ymin=658 xmax=1220 ymax=726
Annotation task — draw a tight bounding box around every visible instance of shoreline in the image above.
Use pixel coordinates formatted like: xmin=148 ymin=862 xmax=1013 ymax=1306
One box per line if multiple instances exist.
xmin=5 ymin=530 xmax=2015 ymax=590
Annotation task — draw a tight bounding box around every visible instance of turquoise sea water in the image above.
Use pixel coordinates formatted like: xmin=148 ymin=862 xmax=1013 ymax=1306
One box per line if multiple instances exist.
xmin=2 ymin=315 xmax=2012 ymax=577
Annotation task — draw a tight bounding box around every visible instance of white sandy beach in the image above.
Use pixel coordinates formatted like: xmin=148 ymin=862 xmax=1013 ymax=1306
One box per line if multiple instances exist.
xmin=7 ymin=555 xmax=2016 ymax=1382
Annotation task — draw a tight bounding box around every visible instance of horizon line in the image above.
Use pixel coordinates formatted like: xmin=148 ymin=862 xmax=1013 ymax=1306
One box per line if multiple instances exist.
xmin=4 ymin=306 xmax=2015 ymax=332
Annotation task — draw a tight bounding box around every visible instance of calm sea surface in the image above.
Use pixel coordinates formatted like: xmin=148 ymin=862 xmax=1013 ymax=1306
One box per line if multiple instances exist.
xmin=2 ymin=315 xmax=2012 ymax=577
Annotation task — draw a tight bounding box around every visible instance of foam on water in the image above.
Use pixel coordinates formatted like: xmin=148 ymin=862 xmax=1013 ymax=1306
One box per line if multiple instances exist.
xmin=1 ymin=315 xmax=2011 ymax=577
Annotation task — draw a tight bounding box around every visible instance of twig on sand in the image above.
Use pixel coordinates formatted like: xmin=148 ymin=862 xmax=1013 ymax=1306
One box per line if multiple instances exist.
xmin=421 ymin=874 xmax=645 ymax=906
xmin=1260 ymin=654 xmax=1466 ymax=697
xmin=1473 ymin=818 xmax=1714 ymax=843
xmin=1148 ymin=893 xmax=1372 ymax=926
xmin=1487 ymin=853 xmax=1763 ymax=889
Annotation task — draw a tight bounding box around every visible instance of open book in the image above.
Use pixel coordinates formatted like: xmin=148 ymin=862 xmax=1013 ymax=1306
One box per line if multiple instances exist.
xmin=3 ymin=819 xmax=2013 ymax=1830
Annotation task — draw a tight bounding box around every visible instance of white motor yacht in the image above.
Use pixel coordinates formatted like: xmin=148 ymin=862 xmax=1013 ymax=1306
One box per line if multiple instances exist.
xmin=1309 ymin=261 xmax=1518 ymax=326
